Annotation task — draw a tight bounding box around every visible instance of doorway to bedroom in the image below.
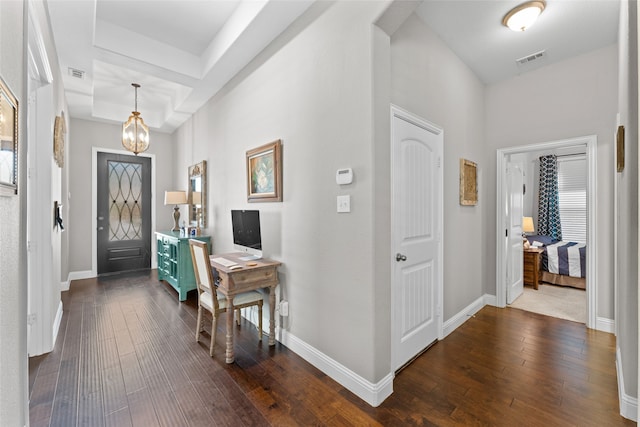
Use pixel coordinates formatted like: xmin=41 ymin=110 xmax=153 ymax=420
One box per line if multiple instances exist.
xmin=509 ymin=150 xmax=587 ymax=323
xmin=496 ymin=135 xmax=597 ymax=328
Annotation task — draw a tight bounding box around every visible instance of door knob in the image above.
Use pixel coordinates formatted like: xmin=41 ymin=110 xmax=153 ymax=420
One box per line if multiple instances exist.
xmin=396 ymin=253 xmax=407 ymax=262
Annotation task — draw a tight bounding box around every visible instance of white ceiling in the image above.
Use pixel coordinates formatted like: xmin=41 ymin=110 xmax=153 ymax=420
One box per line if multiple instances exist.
xmin=46 ymin=0 xmax=620 ymax=134
xmin=415 ymin=0 xmax=620 ymax=84
xmin=46 ymin=0 xmax=314 ymax=133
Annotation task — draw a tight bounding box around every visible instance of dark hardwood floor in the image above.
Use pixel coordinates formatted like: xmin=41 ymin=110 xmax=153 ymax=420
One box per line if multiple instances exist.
xmin=29 ymin=270 xmax=632 ymax=426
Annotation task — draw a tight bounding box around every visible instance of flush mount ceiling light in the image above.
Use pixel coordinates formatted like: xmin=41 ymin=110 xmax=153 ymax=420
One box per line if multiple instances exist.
xmin=122 ymin=83 xmax=150 ymax=155
xmin=502 ymin=1 xmax=546 ymax=32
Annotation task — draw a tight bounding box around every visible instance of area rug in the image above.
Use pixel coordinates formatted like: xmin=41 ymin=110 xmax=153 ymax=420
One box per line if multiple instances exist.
xmin=509 ymin=283 xmax=586 ymax=324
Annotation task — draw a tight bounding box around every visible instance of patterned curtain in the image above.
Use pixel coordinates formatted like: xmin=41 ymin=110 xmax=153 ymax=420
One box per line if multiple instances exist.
xmin=538 ymin=155 xmax=562 ymax=240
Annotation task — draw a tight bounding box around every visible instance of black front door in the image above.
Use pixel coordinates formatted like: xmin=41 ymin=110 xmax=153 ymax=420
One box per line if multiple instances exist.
xmin=97 ymin=152 xmax=152 ymax=274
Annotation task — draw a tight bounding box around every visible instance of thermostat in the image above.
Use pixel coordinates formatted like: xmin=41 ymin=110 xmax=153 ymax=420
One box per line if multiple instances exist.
xmin=336 ymin=168 xmax=353 ymax=185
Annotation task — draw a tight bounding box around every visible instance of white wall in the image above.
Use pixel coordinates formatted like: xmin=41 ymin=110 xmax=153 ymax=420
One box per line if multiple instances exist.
xmin=616 ymin=0 xmax=638 ymax=405
xmin=68 ymin=119 xmax=176 ymax=274
xmin=172 ymin=1 xmax=390 ymax=384
xmin=0 ymin=1 xmax=27 ymax=424
xmin=390 ymin=13 xmax=487 ymax=319
xmin=485 ymin=44 xmax=619 ymax=319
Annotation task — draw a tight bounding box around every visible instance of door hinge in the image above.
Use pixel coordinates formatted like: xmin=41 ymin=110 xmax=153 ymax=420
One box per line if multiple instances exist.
xmin=505 ymin=229 xmax=508 ymax=237
xmin=27 ymin=313 xmax=36 ymax=325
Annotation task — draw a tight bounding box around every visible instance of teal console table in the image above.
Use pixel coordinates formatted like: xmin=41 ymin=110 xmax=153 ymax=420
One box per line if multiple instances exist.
xmin=156 ymin=231 xmax=211 ymax=301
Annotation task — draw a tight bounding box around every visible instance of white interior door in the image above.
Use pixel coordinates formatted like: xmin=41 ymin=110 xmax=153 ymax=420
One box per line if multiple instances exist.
xmin=506 ymin=162 xmax=524 ymax=304
xmin=391 ymin=108 xmax=443 ymax=371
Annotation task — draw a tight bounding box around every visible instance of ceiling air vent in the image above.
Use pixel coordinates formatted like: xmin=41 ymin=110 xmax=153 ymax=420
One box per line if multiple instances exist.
xmin=516 ymin=50 xmax=547 ymax=67
xmin=68 ymin=67 xmax=85 ymax=79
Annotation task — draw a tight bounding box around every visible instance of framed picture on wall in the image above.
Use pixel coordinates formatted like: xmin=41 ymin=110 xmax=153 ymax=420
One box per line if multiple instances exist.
xmin=246 ymin=139 xmax=282 ymax=203
xmin=459 ymin=158 xmax=477 ymax=206
xmin=53 ymin=112 xmax=66 ymax=168
xmin=0 ymin=75 xmax=19 ymax=197
xmin=616 ymin=125 xmax=625 ymax=173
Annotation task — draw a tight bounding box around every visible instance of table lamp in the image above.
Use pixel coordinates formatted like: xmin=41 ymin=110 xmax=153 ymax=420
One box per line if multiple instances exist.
xmin=192 ymin=191 xmax=202 ymax=205
xmin=522 ymin=216 xmax=535 ymax=235
xmin=522 ymin=216 xmax=534 ymax=249
xmin=165 ymin=191 xmax=187 ymax=231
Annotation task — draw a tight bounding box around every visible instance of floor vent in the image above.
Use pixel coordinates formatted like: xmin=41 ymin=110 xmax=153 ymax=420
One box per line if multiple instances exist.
xmin=516 ymin=50 xmax=547 ymax=67
xmin=68 ymin=67 xmax=85 ymax=79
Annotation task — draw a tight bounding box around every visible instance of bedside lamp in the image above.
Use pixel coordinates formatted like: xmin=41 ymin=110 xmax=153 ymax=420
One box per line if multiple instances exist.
xmin=522 ymin=216 xmax=535 ymax=235
xmin=522 ymin=216 xmax=535 ymax=249
xmin=165 ymin=191 xmax=187 ymax=232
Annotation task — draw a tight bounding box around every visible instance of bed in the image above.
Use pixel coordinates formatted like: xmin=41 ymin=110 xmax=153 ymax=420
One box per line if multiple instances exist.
xmin=526 ymin=235 xmax=586 ymax=290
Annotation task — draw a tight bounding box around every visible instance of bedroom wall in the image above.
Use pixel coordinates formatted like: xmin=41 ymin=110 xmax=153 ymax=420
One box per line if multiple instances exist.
xmin=67 ymin=119 xmax=176 ymax=274
xmin=0 ymin=1 xmax=27 ymax=424
xmin=485 ymin=44 xmax=619 ymax=320
xmin=171 ymin=0 xmax=391 ymax=384
xmin=390 ymin=13 xmax=486 ymax=319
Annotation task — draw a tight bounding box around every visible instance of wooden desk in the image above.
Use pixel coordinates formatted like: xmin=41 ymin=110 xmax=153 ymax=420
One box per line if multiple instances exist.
xmin=523 ymin=248 xmax=543 ymax=290
xmin=210 ymin=253 xmax=281 ymax=363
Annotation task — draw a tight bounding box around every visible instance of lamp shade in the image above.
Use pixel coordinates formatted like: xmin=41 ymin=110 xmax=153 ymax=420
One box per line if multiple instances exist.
xmin=164 ymin=191 xmax=187 ymax=205
xmin=192 ymin=191 xmax=202 ymax=205
xmin=522 ymin=216 xmax=535 ymax=233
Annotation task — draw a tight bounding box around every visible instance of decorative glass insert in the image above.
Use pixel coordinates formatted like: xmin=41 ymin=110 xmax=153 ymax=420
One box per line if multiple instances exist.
xmin=108 ymin=161 xmax=142 ymax=241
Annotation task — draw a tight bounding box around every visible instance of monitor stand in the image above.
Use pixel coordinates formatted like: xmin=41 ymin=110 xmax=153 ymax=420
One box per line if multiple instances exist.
xmin=239 ymin=254 xmax=260 ymax=261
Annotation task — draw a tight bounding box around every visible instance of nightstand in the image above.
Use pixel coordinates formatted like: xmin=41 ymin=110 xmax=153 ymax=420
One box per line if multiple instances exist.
xmin=523 ymin=248 xmax=543 ymax=290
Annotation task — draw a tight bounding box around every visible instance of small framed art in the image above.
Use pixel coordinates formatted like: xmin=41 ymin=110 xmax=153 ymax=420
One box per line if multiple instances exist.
xmin=246 ymin=139 xmax=282 ymax=202
xmin=459 ymin=158 xmax=477 ymax=206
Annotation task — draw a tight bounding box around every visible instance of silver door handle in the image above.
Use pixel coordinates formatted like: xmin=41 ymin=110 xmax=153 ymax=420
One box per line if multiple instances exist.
xmin=396 ymin=253 xmax=407 ymax=262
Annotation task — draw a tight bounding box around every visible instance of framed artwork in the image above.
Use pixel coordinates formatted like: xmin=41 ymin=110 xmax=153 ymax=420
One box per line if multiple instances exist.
xmin=0 ymin=75 xmax=18 ymax=196
xmin=616 ymin=125 xmax=625 ymax=173
xmin=54 ymin=112 xmax=66 ymax=168
xmin=459 ymin=158 xmax=477 ymax=206
xmin=246 ymin=139 xmax=282 ymax=202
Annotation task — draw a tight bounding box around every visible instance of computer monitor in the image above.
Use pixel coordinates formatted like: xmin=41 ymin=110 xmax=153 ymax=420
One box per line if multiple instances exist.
xmin=231 ymin=210 xmax=262 ymax=260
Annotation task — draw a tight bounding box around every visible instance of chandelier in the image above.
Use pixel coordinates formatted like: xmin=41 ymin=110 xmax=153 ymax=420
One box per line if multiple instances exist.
xmin=122 ymin=83 xmax=149 ymax=155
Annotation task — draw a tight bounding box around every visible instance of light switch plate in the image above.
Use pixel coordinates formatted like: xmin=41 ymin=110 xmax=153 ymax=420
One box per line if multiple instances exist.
xmin=337 ymin=195 xmax=351 ymax=213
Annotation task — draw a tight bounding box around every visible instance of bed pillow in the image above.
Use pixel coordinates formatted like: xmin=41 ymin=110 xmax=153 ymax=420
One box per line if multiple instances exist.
xmin=526 ymin=234 xmax=557 ymax=247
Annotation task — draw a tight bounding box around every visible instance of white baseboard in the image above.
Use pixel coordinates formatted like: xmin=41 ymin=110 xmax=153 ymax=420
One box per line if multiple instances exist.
xmin=483 ymin=294 xmax=497 ymax=307
xmin=279 ymin=329 xmax=393 ymax=407
xmin=52 ymin=301 xmax=63 ymax=347
xmin=442 ymin=294 xmax=487 ymax=338
xmin=66 ymin=270 xmax=95 ymax=289
xmin=60 ymin=280 xmax=70 ymax=292
xmin=616 ymin=346 xmax=638 ymax=421
xmin=596 ymin=317 xmax=615 ymax=334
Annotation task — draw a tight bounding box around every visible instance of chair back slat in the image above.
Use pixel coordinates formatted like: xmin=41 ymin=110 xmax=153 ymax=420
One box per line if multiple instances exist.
xmin=189 ymin=239 xmax=219 ymax=309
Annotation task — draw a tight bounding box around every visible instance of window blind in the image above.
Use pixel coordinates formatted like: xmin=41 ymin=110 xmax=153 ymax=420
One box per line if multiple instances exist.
xmin=557 ymin=156 xmax=586 ymax=242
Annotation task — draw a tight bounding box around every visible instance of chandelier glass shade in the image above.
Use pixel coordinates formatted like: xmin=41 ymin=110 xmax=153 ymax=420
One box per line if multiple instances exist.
xmin=122 ymin=83 xmax=150 ymax=155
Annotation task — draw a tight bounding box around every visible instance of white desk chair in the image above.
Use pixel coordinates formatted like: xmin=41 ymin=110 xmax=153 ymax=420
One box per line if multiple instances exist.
xmin=188 ymin=239 xmax=263 ymax=356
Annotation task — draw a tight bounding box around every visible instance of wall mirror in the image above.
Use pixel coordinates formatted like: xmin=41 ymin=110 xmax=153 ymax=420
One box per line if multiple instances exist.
xmin=188 ymin=160 xmax=207 ymax=228
xmin=0 ymin=75 xmax=18 ymax=196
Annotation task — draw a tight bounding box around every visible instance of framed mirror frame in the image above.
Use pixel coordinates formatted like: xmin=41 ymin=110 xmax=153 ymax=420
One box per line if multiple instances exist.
xmin=188 ymin=160 xmax=207 ymax=228
xmin=0 ymin=75 xmax=18 ymax=196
